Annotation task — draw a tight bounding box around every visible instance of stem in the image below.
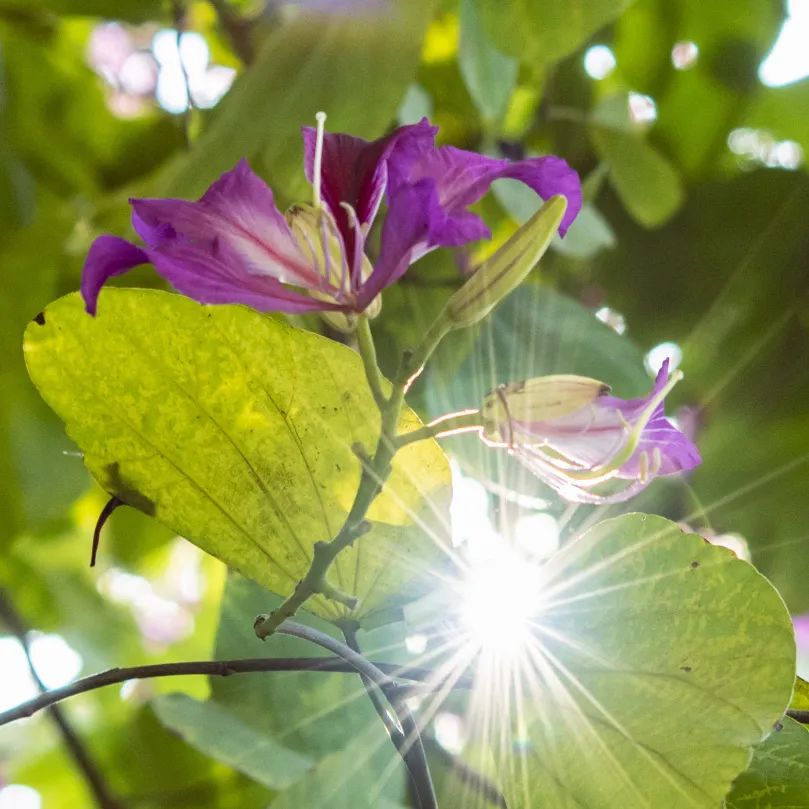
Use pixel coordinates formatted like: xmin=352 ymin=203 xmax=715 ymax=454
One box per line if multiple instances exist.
xmin=397 ymin=317 xmax=452 ymax=394
xmin=394 ymin=409 xmax=482 ymax=450
xmin=277 ymin=622 xmax=438 ymax=809
xmin=342 ymin=625 xmax=404 ymax=741
xmin=356 ymin=316 xmax=387 ymax=408
xmin=343 ymin=627 xmax=438 ymax=809
xmin=255 ymin=316 xmax=453 ymax=639
xmin=0 ymin=657 xmax=473 ymax=728
xmin=0 ymin=590 xmax=124 ymax=809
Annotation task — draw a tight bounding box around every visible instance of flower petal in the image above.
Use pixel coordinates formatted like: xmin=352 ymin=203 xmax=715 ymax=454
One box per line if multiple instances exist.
xmin=356 ymin=176 xmax=440 ymax=306
xmin=131 ymin=160 xmax=320 ymax=289
xmin=389 ymin=143 xmax=582 ymax=239
xmin=81 ymin=235 xmax=150 ymax=315
xmin=302 ymin=118 xmax=437 ymax=233
xmin=147 ymin=236 xmax=343 ymax=314
xmin=623 ymin=408 xmax=701 ymax=477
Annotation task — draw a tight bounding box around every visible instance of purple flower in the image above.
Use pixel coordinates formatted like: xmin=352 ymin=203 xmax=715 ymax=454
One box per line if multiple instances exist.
xmin=795 ymin=614 xmax=809 ymax=658
xmin=480 ymin=360 xmax=701 ymax=504
xmin=82 ymin=116 xmax=581 ymax=317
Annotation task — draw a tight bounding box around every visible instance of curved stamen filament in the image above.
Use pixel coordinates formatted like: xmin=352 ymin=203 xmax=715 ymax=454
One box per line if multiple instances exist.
xmin=318 ymin=211 xmax=334 ymax=288
xmin=339 ymin=201 xmax=366 ymax=290
xmin=313 ymin=111 xmax=327 ymax=208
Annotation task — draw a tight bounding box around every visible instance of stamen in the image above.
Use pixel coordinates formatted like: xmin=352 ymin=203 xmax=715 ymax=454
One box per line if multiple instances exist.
xmin=313 ymin=111 xmax=327 ymax=208
xmin=638 ymin=451 xmax=650 ymax=483
xmin=651 ymin=447 xmax=662 ymax=475
xmin=339 ymin=201 xmax=366 ymax=290
xmin=318 ymin=212 xmax=333 ymax=287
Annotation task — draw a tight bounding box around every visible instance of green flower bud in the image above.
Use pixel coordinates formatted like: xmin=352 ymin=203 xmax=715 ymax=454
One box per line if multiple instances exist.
xmin=444 ymin=195 xmax=567 ymax=328
xmin=481 ymin=375 xmax=610 ymax=446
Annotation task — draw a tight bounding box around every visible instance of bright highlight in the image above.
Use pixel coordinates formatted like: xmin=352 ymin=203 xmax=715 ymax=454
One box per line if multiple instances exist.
xmin=460 ymin=545 xmax=543 ymax=658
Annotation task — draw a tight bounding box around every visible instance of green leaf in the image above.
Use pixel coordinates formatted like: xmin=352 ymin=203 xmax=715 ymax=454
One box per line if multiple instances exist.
xmin=153 ymin=693 xmax=312 ymax=790
xmin=792 ymin=677 xmax=809 ymax=711
xmin=162 ymin=1 xmax=436 ymax=200
xmin=591 ymin=125 xmax=685 ymax=228
xmin=267 ymin=722 xmax=407 ymax=809
xmin=210 ymin=574 xmax=394 ymax=759
xmin=725 ymin=717 xmax=809 ymax=808
xmin=476 ymin=0 xmax=636 ymax=68
xmin=23 ymin=290 xmax=451 ymax=623
xmin=486 ymin=514 xmax=795 ymax=808
xmin=0 ymin=0 xmax=163 ymax=21
xmin=458 ymin=0 xmax=517 ymax=125
xmin=204 ymin=574 xmax=409 ymax=805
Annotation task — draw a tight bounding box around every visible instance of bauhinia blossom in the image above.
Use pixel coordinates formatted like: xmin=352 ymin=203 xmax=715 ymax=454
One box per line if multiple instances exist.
xmin=479 ymin=360 xmax=701 ymax=504
xmin=81 ymin=114 xmax=581 ymax=318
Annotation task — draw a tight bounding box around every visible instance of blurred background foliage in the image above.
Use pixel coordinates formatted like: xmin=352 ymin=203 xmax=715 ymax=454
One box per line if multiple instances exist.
xmin=0 ymin=0 xmax=808 ymax=806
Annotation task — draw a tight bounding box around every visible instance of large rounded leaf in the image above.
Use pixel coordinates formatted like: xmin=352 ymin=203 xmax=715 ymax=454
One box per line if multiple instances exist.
xmin=23 ymin=289 xmax=451 ymax=622
xmin=725 ymin=716 xmax=809 ymax=808
xmin=480 ymin=514 xmax=795 ymax=807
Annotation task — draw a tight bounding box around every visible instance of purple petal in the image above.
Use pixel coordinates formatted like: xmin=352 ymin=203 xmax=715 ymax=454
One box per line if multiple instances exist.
xmin=603 ymin=361 xmax=701 ymax=478
xmin=388 ymin=144 xmax=582 ymax=239
xmin=512 ymin=406 xmax=627 ymax=469
xmin=81 ymin=235 xmax=150 ymax=315
xmin=131 ymin=160 xmax=319 ymax=289
xmin=794 ymin=614 xmax=809 ymax=654
xmin=302 ymin=119 xmax=437 ymax=251
xmin=357 ymin=177 xmax=441 ymax=306
xmin=147 ymin=236 xmax=343 ymax=314
xmin=620 ymin=408 xmax=701 ymax=478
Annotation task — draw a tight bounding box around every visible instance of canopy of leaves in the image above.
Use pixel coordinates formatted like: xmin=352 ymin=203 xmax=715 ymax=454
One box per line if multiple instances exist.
xmin=2 ymin=0 xmax=808 ymax=806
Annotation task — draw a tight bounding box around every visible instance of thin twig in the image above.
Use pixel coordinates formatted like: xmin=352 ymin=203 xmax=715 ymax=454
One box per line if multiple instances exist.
xmin=393 ymin=409 xmax=482 ymax=449
xmin=788 ymin=709 xmax=809 ymax=725
xmin=342 ymin=625 xmax=404 ymax=741
xmin=0 ymin=655 xmax=473 ymax=727
xmin=0 ymin=590 xmax=124 ymax=809
xmin=343 ymin=626 xmax=438 ymax=809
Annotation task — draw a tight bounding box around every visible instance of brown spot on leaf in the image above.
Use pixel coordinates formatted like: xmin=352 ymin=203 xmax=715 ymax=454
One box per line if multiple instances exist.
xmin=690 ymin=561 xmax=700 ymax=569
xmin=33 ymin=311 xmax=46 ymax=325
xmin=680 ymin=666 xmax=692 ymax=673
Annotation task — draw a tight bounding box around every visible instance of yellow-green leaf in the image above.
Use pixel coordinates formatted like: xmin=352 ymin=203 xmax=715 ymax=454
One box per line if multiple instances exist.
xmin=23 ymin=290 xmax=451 ymax=623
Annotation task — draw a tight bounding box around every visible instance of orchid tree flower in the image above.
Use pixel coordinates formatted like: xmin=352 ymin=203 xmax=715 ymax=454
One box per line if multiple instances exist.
xmin=81 ymin=114 xmax=581 ymax=320
xmin=479 ymin=360 xmax=701 ymax=504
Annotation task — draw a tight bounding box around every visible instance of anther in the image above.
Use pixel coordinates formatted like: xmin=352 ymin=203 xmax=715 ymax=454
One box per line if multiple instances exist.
xmin=638 ymin=451 xmax=650 ymax=483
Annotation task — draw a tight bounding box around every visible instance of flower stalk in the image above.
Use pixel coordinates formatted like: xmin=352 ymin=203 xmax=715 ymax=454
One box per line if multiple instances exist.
xmin=254 ymin=316 xmax=439 ymax=639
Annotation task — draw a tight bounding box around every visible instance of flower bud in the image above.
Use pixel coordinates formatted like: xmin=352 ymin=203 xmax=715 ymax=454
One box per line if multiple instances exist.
xmin=444 ymin=195 xmax=567 ymax=328
xmin=481 ymin=375 xmax=610 ymax=446
xmin=477 ymin=360 xmax=701 ymax=504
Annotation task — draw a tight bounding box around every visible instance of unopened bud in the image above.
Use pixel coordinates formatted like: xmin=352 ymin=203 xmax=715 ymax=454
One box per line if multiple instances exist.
xmin=445 ymin=195 xmax=567 ymax=328
xmin=481 ymin=375 xmax=610 ymax=445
